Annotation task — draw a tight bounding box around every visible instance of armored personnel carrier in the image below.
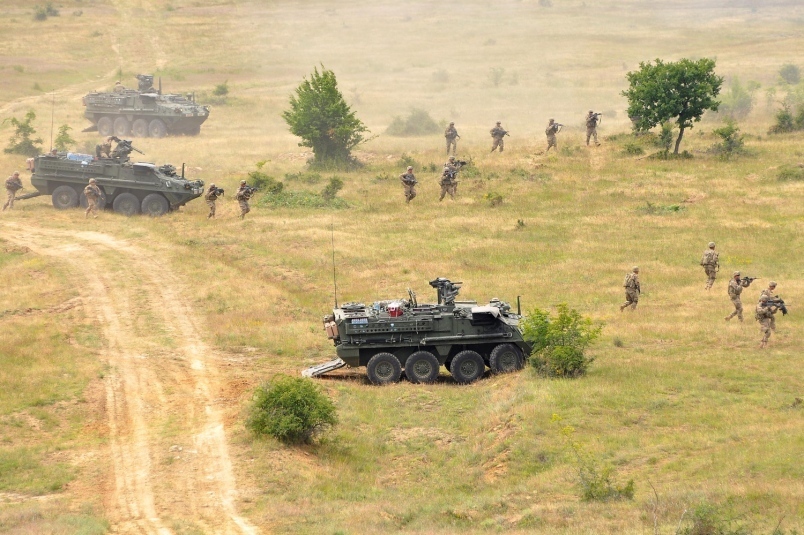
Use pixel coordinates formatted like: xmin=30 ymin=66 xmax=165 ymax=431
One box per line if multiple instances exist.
xmin=19 ymin=141 xmax=204 ymax=216
xmin=308 ymin=278 xmax=531 ymax=385
xmin=82 ymin=74 xmax=210 ymax=138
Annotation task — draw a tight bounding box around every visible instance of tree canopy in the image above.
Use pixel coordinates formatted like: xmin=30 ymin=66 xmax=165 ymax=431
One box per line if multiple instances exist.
xmin=4 ymin=110 xmax=43 ymax=157
xmin=623 ymin=58 xmax=723 ymax=154
xmin=282 ymin=66 xmax=368 ymax=165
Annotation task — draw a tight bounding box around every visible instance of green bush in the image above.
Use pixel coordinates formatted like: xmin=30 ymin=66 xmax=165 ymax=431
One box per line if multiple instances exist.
xmin=397 ymin=153 xmax=419 ymax=169
xmin=4 ymin=110 xmax=43 ymax=157
xmin=718 ymin=77 xmax=757 ymax=120
xmin=385 ymin=109 xmax=441 ymax=137
xmin=321 ymin=176 xmax=344 ymax=200
xmin=779 ymin=63 xmax=801 ymax=85
xmin=483 ymin=191 xmax=503 ymax=207
xmin=521 ymin=304 xmax=602 ymax=378
xmin=212 ymin=81 xmax=229 ymax=97
xmin=777 ymin=165 xmax=804 ymax=182
xmin=621 ymin=141 xmax=644 ymax=156
xmin=770 ymin=104 xmax=796 ymax=134
xmin=247 ymin=169 xmax=284 ymax=194
xmin=246 ymin=375 xmax=337 ymax=444
xmin=258 ymin=190 xmax=347 ymax=209
xmin=638 ymin=201 xmax=684 ymax=215
xmin=53 ymin=124 xmax=76 ymax=152
xmin=710 ymin=120 xmax=745 ymax=158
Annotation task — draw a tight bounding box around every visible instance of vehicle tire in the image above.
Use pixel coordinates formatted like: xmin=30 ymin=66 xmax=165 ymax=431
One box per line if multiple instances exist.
xmin=131 ymin=118 xmax=149 ymax=138
xmin=141 ymin=193 xmax=169 ymax=217
xmin=366 ymin=352 xmax=402 ymax=385
xmin=79 ymin=188 xmax=107 ymax=210
xmin=112 ymin=192 xmax=140 ymax=216
xmin=51 ymin=185 xmax=79 ymax=209
xmin=113 ymin=117 xmax=131 ymax=137
xmin=148 ymin=119 xmax=167 ymax=138
xmin=489 ymin=343 xmax=524 ymax=374
xmin=404 ymin=351 xmax=440 ymax=384
xmin=97 ymin=116 xmax=114 ymax=137
xmin=450 ymin=350 xmax=485 ymax=384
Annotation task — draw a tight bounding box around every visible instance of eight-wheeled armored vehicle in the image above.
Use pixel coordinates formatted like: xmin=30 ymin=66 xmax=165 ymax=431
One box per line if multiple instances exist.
xmin=82 ymin=74 xmax=210 ymax=138
xmin=19 ymin=142 xmax=204 ymax=216
xmin=307 ymin=278 xmax=532 ymax=385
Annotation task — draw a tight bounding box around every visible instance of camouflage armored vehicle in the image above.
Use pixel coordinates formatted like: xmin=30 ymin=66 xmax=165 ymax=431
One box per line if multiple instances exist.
xmin=308 ymin=278 xmax=532 ymax=385
xmin=82 ymin=74 xmax=210 ymax=138
xmin=20 ymin=141 xmax=204 ymax=216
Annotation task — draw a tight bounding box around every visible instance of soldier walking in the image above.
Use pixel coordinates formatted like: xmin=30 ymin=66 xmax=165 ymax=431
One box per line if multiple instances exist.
xmin=755 ymin=295 xmax=780 ymax=349
xmin=205 ymin=183 xmax=222 ymax=219
xmin=620 ymin=266 xmax=640 ymax=311
xmin=700 ymin=241 xmax=719 ymax=290
xmin=399 ymin=166 xmax=417 ymax=204
xmin=444 ymin=122 xmax=460 ymax=155
xmin=759 ymin=281 xmax=779 ymax=333
xmin=2 ymin=172 xmax=23 ymax=211
xmin=585 ymin=110 xmax=601 ymax=146
xmin=545 ymin=119 xmax=561 ymax=153
xmin=83 ymin=178 xmax=102 ymax=219
xmin=235 ymin=180 xmax=254 ymax=219
xmin=439 ymin=156 xmax=460 ymax=201
xmin=725 ymin=271 xmax=753 ymax=322
xmin=490 ymin=122 xmax=508 ymax=153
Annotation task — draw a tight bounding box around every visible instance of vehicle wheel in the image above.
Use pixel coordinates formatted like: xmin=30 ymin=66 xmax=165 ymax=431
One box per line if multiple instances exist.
xmin=141 ymin=193 xmax=169 ymax=217
xmin=148 ymin=119 xmax=167 ymax=138
xmin=113 ymin=117 xmax=131 ymax=137
xmin=404 ymin=351 xmax=440 ymax=384
xmin=131 ymin=118 xmax=149 ymax=138
xmin=51 ymin=185 xmax=79 ymax=209
xmin=97 ymin=117 xmax=114 ymax=137
xmin=79 ymin=188 xmax=107 ymax=210
xmin=112 ymin=192 xmax=140 ymax=216
xmin=489 ymin=343 xmax=524 ymax=374
xmin=450 ymin=350 xmax=485 ymax=384
xmin=366 ymin=352 xmax=402 ymax=385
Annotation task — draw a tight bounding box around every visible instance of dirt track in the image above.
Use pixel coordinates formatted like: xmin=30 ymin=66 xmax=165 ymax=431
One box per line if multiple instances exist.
xmin=3 ymin=223 xmax=258 ymax=535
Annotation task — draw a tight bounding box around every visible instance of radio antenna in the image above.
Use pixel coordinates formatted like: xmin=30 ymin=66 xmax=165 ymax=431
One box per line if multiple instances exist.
xmin=331 ymin=222 xmax=338 ymax=308
xmin=49 ymin=94 xmax=55 ymax=151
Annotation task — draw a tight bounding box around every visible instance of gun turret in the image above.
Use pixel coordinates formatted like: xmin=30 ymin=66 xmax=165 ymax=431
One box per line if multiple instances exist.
xmin=110 ymin=139 xmax=144 ymax=161
xmin=136 ymin=74 xmax=155 ymax=92
xmin=429 ymin=277 xmax=463 ymax=306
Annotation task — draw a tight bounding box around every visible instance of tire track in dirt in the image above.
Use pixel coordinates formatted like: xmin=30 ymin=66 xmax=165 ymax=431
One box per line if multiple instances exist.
xmin=2 ymin=223 xmax=258 ymax=535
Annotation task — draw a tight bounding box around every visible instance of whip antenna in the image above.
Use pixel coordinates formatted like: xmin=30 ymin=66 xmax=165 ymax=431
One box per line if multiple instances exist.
xmin=49 ymin=94 xmax=55 ymax=151
xmin=331 ymin=222 xmax=338 ymax=308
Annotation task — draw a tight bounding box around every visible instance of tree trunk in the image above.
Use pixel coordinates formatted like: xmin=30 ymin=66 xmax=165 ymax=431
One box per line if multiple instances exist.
xmin=674 ymin=126 xmax=685 ymax=154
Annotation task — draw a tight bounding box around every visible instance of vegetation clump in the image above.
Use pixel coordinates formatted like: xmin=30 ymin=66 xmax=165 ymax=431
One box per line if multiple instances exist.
xmin=284 ymin=171 xmax=323 ymax=184
xmin=246 ymin=375 xmax=337 ymax=444
xmin=779 ymin=63 xmax=800 ymax=85
xmin=483 ymin=191 xmax=504 ymax=207
xmin=4 ymin=110 xmax=43 ymax=157
xmin=521 ymin=304 xmax=602 ymax=378
xmin=321 ymin=176 xmax=344 ymax=200
xmin=385 ymin=109 xmax=440 ymax=137
xmin=53 ymin=124 xmax=76 ymax=152
xmin=34 ymin=3 xmax=59 ymax=20
xmin=777 ymin=165 xmax=804 ymax=182
xmin=638 ymin=201 xmax=684 ymax=214
xmin=709 ymin=120 xmax=746 ymax=159
xmin=717 ymin=77 xmax=759 ymax=120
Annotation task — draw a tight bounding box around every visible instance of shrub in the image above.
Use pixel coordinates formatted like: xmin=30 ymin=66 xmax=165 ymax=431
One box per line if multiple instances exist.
xmin=483 ymin=191 xmax=503 ymax=207
xmin=769 ymin=103 xmax=796 ymax=134
xmin=779 ymin=63 xmax=801 ymax=85
xmin=621 ymin=141 xmax=644 ymax=156
xmin=397 ymin=153 xmax=419 ymax=169
xmin=385 ymin=109 xmax=440 ymax=137
xmin=657 ymin=122 xmax=675 ymax=152
xmin=321 ymin=176 xmax=344 ymax=200
xmin=777 ymin=165 xmax=804 ymax=182
xmin=710 ymin=120 xmax=745 ymax=158
xmin=489 ymin=67 xmax=505 ymax=87
xmin=247 ymin=169 xmax=284 ymax=194
xmin=53 ymin=124 xmax=76 ymax=152
xmin=258 ymin=190 xmax=348 ymax=209
xmin=212 ymin=81 xmax=229 ymax=97
xmin=284 ymin=171 xmax=322 ymax=184
xmin=4 ymin=110 xmax=43 ymax=157
xmin=638 ymin=201 xmax=684 ymax=214
xmin=246 ymin=375 xmax=337 ymax=444
xmin=718 ymin=77 xmax=756 ymax=120
xmin=521 ymin=304 xmax=602 ymax=378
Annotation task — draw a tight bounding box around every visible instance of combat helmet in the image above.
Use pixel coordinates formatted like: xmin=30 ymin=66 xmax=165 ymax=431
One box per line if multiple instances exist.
xmin=708 ymin=242 xmax=716 ymax=248
xmin=632 ymin=266 xmax=639 ymax=272
xmin=759 ymin=294 xmax=770 ymax=302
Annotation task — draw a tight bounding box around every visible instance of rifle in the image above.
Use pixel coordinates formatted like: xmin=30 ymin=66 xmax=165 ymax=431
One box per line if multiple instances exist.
xmin=740 ymin=276 xmax=760 ymax=286
xmin=766 ymin=297 xmax=788 ymax=315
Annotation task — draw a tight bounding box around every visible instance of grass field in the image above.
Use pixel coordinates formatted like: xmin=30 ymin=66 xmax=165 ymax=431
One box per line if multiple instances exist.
xmin=0 ymin=0 xmax=803 ymax=534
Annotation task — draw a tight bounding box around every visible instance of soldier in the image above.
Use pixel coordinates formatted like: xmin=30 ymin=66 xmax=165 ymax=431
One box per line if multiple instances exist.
xmin=113 ymin=81 xmax=126 ymax=93
xmin=700 ymin=241 xmax=719 ymax=290
xmin=759 ymin=281 xmax=779 ymax=332
xmin=725 ymin=271 xmax=752 ymax=322
xmin=755 ymin=295 xmax=780 ymax=349
xmin=205 ymin=183 xmax=222 ymax=219
xmin=439 ymin=156 xmax=459 ymax=201
xmin=620 ymin=266 xmax=640 ymax=311
xmin=83 ymin=178 xmax=102 ymax=219
xmin=2 ymin=172 xmax=23 ymax=211
xmin=545 ymin=119 xmax=561 ymax=153
xmin=444 ymin=122 xmax=460 ymax=155
xmin=399 ymin=166 xmax=417 ymax=204
xmin=96 ymin=136 xmax=115 ymax=159
xmin=490 ymin=121 xmax=508 ymax=153
xmin=585 ymin=110 xmax=601 ymax=146
xmin=235 ymin=180 xmax=254 ymax=219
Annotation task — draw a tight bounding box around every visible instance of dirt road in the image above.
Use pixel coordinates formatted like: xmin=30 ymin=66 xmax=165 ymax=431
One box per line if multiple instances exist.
xmin=3 ymin=223 xmax=258 ymax=535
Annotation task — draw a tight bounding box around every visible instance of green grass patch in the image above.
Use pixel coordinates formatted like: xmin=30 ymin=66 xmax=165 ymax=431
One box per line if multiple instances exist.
xmin=777 ymin=165 xmax=804 ymax=181
xmin=258 ymin=190 xmax=348 ymax=209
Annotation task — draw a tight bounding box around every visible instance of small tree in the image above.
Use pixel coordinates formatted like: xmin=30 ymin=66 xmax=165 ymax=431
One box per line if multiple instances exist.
xmin=711 ymin=120 xmax=745 ymax=158
xmin=623 ymin=58 xmax=723 ymax=154
xmin=212 ymin=80 xmax=229 ymax=97
xmin=246 ymin=375 xmax=337 ymax=444
xmin=53 ymin=124 xmax=76 ymax=151
xmin=282 ymin=66 xmax=368 ymax=165
xmin=4 ymin=110 xmax=43 ymax=157
xmin=321 ymin=176 xmax=344 ymax=200
xmin=779 ymin=63 xmax=801 ymax=85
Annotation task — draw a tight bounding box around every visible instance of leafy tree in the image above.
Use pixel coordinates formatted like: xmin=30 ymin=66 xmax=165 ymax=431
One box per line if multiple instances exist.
xmin=282 ymin=66 xmax=368 ymax=165
xmin=711 ymin=120 xmax=745 ymax=159
xmin=718 ymin=77 xmax=758 ymax=120
xmin=779 ymin=63 xmax=801 ymax=85
xmin=623 ymin=58 xmax=723 ymax=154
xmin=4 ymin=110 xmax=43 ymax=157
xmin=53 ymin=124 xmax=76 ymax=151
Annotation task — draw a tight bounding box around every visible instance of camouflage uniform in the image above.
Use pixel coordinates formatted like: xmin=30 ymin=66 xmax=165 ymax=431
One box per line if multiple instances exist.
xmin=545 ymin=120 xmax=560 ymax=152
xmin=235 ymin=182 xmax=253 ymax=219
xmin=3 ymin=173 xmax=23 ymax=211
xmin=444 ymin=124 xmax=459 ymax=155
xmin=83 ymin=181 xmax=101 ymax=219
xmin=700 ymin=243 xmax=719 ymax=290
xmin=490 ymin=123 xmax=507 ymax=152
xmin=97 ymin=138 xmax=113 ymax=159
xmin=755 ymin=297 xmax=778 ymax=348
xmin=620 ymin=268 xmax=640 ymax=311
xmin=585 ymin=112 xmax=600 ymax=146
xmin=399 ymin=168 xmax=417 ymax=204
xmin=759 ymin=283 xmax=778 ymax=332
xmin=439 ymin=161 xmax=458 ymax=201
xmin=205 ymin=184 xmax=221 ymax=219
xmin=725 ymin=273 xmax=751 ymax=321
